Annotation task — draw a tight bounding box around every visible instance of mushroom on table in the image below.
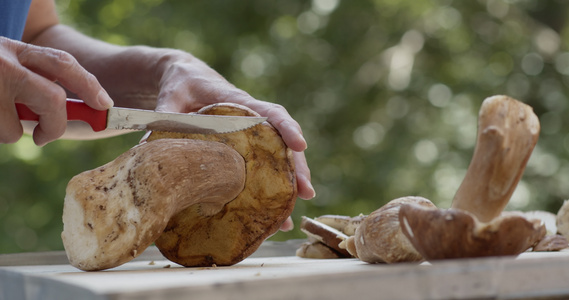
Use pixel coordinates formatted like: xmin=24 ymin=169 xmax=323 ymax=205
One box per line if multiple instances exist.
xmin=62 ymin=103 xmax=297 ymax=271
xmin=399 ymin=95 xmax=545 ymax=260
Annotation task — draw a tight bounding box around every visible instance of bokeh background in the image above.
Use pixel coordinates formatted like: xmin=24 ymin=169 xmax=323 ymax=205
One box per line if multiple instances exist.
xmin=2 ymin=0 xmax=569 ymax=253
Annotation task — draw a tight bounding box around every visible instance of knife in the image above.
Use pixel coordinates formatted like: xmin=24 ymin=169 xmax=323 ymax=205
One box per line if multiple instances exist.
xmin=15 ymin=99 xmax=266 ymax=134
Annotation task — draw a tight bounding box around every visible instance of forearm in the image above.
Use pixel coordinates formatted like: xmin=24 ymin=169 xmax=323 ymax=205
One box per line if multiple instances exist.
xmin=29 ymin=24 xmax=165 ymax=109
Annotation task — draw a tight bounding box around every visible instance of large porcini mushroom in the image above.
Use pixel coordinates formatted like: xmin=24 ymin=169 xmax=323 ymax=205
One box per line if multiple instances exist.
xmin=146 ymin=103 xmax=297 ymax=267
xmin=62 ymin=139 xmax=246 ymax=271
xmin=399 ymin=95 xmax=545 ymax=260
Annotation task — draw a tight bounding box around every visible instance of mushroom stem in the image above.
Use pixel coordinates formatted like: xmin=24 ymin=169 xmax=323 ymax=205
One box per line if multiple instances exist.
xmin=451 ymin=95 xmax=540 ymax=223
xmin=62 ymin=139 xmax=245 ymax=271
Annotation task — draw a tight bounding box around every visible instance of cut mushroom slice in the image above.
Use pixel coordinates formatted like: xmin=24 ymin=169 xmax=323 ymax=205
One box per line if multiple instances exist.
xmin=532 ymin=234 xmax=569 ymax=252
xmin=296 ymin=241 xmax=343 ymax=259
xmin=314 ymin=214 xmax=367 ymax=236
xmin=300 ymin=216 xmax=351 ymax=257
xmin=399 ymin=204 xmax=546 ymax=260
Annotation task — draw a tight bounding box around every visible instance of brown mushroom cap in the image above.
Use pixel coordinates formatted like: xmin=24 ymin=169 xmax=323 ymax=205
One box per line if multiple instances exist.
xmin=314 ymin=214 xmax=367 ymax=236
xmin=350 ymin=196 xmax=436 ymax=264
xmin=147 ymin=103 xmax=297 ymax=267
xmin=399 ymin=203 xmax=546 ymax=260
xmin=296 ymin=241 xmax=343 ymax=259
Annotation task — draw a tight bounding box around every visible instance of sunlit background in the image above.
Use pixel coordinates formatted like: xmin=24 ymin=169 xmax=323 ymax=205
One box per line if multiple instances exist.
xmin=2 ymin=0 xmax=569 ymax=253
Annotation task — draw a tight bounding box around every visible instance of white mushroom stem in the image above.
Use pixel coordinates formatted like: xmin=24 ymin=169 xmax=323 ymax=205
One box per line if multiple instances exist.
xmin=451 ymin=96 xmax=540 ymax=223
xmin=62 ymin=139 xmax=245 ymax=271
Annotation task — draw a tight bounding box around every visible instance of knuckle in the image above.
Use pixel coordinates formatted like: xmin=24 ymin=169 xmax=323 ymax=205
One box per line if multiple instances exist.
xmin=84 ymin=72 xmax=101 ymax=89
xmin=50 ymin=49 xmax=78 ymax=71
xmin=45 ymin=86 xmax=67 ymax=107
xmin=265 ymin=103 xmax=288 ymax=119
xmin=0 ymin=127 xmax=23 ymax=144
xmin=35 ymin=86 xmax=66 ymax=115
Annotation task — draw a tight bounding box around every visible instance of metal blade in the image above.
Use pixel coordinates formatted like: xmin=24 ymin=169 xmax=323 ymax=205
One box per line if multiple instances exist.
xmin=107 ymin=107 xmax=266 ymax=134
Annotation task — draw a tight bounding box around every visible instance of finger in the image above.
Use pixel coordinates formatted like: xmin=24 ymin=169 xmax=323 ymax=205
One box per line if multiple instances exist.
xmin=279 ymin=216 xmax=294 ymax=232
xmin=16 ymin=71 xmax=68 ymax=146
xmin=17 ymin=44 xmax=113 ymax=110
xmin=0 ymin=102 xmax=24 ymax=144
xmin=252 ymin=102 xmax=307 ymax=152
xmin=155 ymin=88 xmax=187 ymax=113
xmin=293 ymin=151 xmax=315 ymax=200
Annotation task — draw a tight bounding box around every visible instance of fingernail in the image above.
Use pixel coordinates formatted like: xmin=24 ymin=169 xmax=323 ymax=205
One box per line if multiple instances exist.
xmin=300 ymin=134 xmax=308 ymax=151
xmin=98 ymin=90 xmax=114 ymax=108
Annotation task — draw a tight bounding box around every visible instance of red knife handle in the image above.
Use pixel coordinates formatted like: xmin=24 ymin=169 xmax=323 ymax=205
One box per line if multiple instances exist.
xmin=15 ymin=99 xmax=108 ymax=132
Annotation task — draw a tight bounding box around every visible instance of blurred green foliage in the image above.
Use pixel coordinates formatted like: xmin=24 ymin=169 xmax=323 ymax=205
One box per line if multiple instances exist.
xmin=2 ymin=0 xmax=569 ymax=252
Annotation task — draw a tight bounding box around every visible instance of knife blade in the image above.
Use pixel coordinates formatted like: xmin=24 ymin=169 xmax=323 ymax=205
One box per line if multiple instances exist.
xmin=16 ymin=99 xmax=266 ymax=134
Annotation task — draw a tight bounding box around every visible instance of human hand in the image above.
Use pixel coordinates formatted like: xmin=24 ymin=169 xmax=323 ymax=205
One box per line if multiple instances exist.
xmin=0 ymin=37 xmax=114 ymax=146
xmin=153 ymin=52 xmax=315 ymax=218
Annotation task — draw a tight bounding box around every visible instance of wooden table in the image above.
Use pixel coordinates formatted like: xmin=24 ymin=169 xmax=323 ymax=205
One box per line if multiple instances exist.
xmin=1 ymin=241 xmax=569 ymax=300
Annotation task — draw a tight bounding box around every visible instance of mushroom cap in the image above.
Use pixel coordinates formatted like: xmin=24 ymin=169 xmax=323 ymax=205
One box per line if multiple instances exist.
xmin=353 ymin=196 xmax=435 ymax=264
xmin=296 ymin=241 xmax=343 ymax=259
xmin=532 ymin=234 xmax=569 ymax=252
xmin=313 ymin=214 xmax=367 ymax=236
xmin=147 ymin=103 xmax=297 ymax=267
xmin=399 ymin=202 xmax=546 ymax=261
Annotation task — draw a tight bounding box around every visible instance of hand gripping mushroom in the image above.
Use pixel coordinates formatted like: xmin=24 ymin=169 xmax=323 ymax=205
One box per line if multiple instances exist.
xmin=398 ymin=95 xmax=546 ymax=260
xmin=62 ymin=103 xmax=297 ymax=271
xmin=146 ymin=103 xmax=297 ymax=267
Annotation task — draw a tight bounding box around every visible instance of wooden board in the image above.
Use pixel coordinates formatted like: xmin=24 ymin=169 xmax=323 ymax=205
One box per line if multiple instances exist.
xmin=1 ymin=242 xmax=569 ymax=300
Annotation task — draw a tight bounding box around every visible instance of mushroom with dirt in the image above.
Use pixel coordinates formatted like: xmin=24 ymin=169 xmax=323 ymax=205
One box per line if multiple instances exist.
xmin=62 ymin=138 xmax=246 ymax=271
xmin=62 ymin=103 xmax=297 ymax=270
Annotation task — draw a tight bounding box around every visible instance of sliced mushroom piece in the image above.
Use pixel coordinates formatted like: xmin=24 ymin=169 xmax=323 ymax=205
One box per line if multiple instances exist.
xmin=296 ymin=241 xmax=343 ymax=259
xmin=532 ymin=234 xmax=569 ymax=252
xmin=399 ymin=95 xmax=544 ymax=260
xmin=314 ymin=214 xmax=367 ymax=236
xmin=62 ymin=139 xmax=246 ymax=271
xmin=300 ymin=216 xmax=351 ymax=257
xmin=147 ymin=103 xmax=297 ymax=267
